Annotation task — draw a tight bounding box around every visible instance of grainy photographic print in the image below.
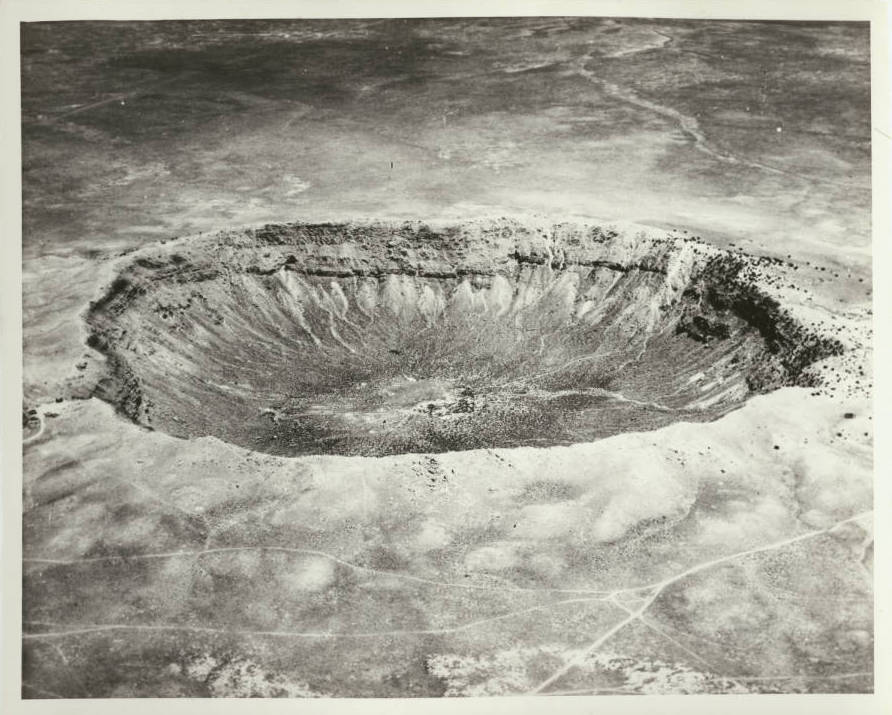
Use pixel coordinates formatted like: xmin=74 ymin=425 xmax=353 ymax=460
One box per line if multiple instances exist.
xmin=17 ymin=10 xmax=876 ymax=701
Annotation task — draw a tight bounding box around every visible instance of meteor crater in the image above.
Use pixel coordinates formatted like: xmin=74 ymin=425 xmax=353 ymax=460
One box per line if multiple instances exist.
xmin=85 ymin=218 xmax=842 ymax=457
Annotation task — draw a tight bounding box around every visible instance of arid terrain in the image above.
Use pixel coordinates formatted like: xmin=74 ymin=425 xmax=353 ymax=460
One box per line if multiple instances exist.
xmin=20 ymin=18 xmax=872 ymax=697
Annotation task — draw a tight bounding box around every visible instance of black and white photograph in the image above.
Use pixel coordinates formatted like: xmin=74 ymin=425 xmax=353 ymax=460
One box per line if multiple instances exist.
xmin=4 ymin=0 xmax=888 ymax=706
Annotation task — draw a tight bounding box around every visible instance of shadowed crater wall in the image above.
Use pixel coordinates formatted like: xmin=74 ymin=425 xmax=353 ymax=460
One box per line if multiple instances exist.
xmin=85 ymin=219 xmax=842 ymax=456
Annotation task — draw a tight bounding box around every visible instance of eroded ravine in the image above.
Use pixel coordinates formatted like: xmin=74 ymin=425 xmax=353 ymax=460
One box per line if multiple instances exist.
xmin=84 ymin=218 xmax=842 ymax=457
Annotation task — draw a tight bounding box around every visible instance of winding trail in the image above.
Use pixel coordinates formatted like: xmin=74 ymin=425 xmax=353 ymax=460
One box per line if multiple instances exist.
xmin=24 ymin=545 xmax=614 ymax=596
xmin=23 ymin=596 xmax=610 ymax=641
xmin=49 ymin=73 xmax=191 ymax=120
xmin=568 ymin=53 xmax=868 ymax=190
xmin=635 ymin=613 xmax=747 ymax=691
xmin=527 ymin=509 xmax=872 ymax=694
xmin=23 ymin=509 xmax=871 ymax=688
